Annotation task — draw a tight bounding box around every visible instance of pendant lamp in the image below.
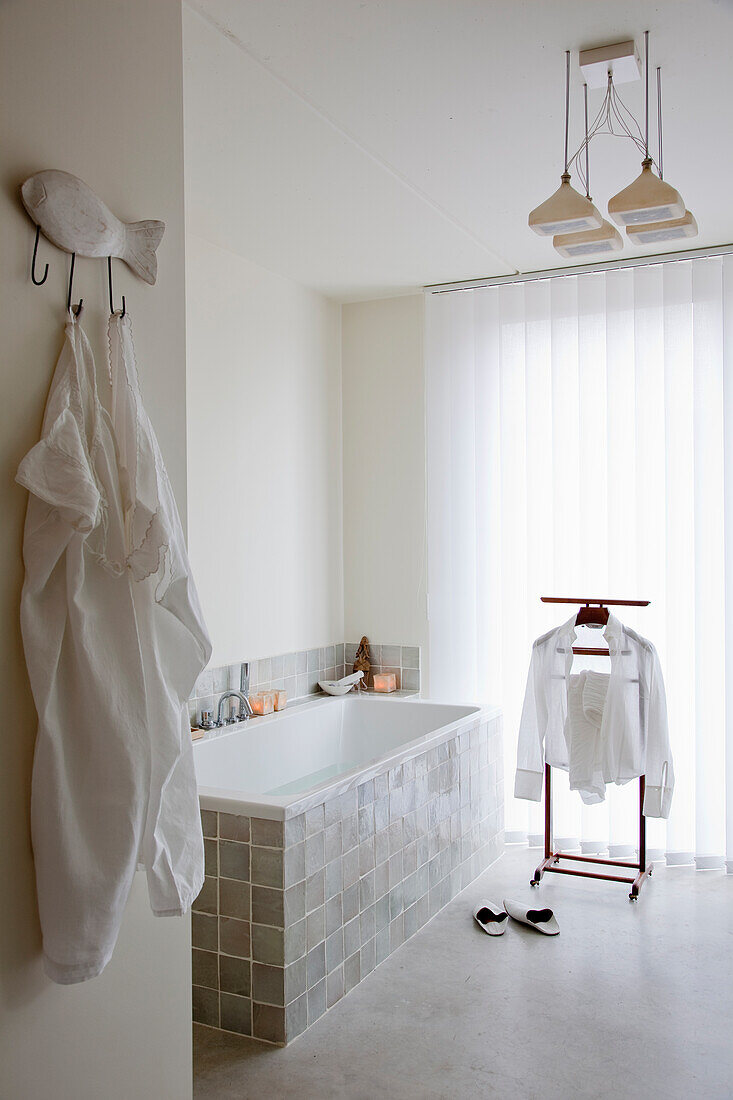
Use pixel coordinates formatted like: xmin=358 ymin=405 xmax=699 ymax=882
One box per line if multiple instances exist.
xmin=626 ymin=210 xmax=697 ymax=244
xmin=608 ymin=158 xmax=685 ymax=226
xmin=554 ymin=84 xmax=622 ymax=258
xmin=529 ymin=52 xmax=602 ymax=237
xmin=623 ymin=67 xmax=696 ymax=244
xmin=554 ymin=219 xmax=623 ymax=258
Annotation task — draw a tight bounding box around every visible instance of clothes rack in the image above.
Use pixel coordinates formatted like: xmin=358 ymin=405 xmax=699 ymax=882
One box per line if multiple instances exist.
xmin=529 ymin=596 xmax=653 ymax=902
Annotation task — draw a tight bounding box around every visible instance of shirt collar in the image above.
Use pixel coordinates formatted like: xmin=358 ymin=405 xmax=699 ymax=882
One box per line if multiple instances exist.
xmin=556 ymin=611 xmax=624 ymax=647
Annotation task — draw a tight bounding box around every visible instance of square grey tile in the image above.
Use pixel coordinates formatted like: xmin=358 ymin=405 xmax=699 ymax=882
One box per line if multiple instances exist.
xmin=219 ymin=917 xmax=250 ymax=958
xmin=325 ymin=929 xmax=343 ymax=973
xmin=286 ymin=993 xmax=308 ymax=1041
xmin=401 ymin=646 xmax=420 ymax=669
xmin=343 ymin=845 xmax=360 ymax=889
xmin=284 ymin=842 xmax=305 ymax=888
xmin=375 ymin=924 xmax=390 ymax=965
xmin=220 ymin=955 xmax=251 ymax=998
xmin=192 ymin=912 xmax=218 ymax=952
xmin=374 ymin=860 xmax=389 ymax=900
xmin=193 ymin=876 xmax=217 ymax=915
xmin=307 ymin=906 xmax=325 ymax=950
xmin=305 ymin=805 xmax=325 ymax=837
xmin=251 ymin=846 xmax=284 ymax=889
xmin=308 ymin=978 xmax=326 ymax=1025
xmin=360 ymin=904 xmax=375 ymax=945
xmin=359 ymin=870 xmax=375 ymax=911
xmin=251 ymin=818 xmax=284 ymax=848
xmin=360 ymin=937 xmax=375 ymax=978
xmin=343 ymin=916 xmax=361 ymax=960
xmin=285 ymin=956 xmax=307 ymax=1003
xmin=219 ymin=841 xmax=250 ymax=882
xmin=204 ymin=838 xmax=218 ymax=878
xmin=325 ymin=857 xmax=343 ymax=900
xmin=324 ymin=822 xmax=342 ymax=863
xmin=307 ymin=943 xmax=325 ymax=988
xmin=325 ymin=893 xmax=343 ymax=937
xmin=253 ymin=962 xmax=285 ymax=1007
xmin=251 ymin=923 xmax=285 ymax=966
xmin=305 ymin=832 xmax=325 ymax=876
xmin=284 ymin=882 xmax=306 ymax=924
xmin=342 ymin=814 xmax=358 ymax=852
xmin=219 ymin=813 xmax=250 ymax=843
xmin=306 ymin=869 xmax=325 ymax=913
xmin=342 ymin=882 xmax=360 ymax=922
xmin=326 ymin=965 xmax=343 ymax=1008
xmin=193 ymin=985 xmax=219 ymax=1027
xmin=284 ymin=813 xmax=305 ymax=848
xmin=344 ymin=951 xmax=361 ymax=994
xmin=253 ymin=1002 xmax=285 ymax=1044
xmin=251 ymin=886 xmax=284 ymax=928
xmin=358 ymin=806 xmax=374 ymax=842
xmin=192 ymin=948 xmax=218 ymax=989
xmin=220 ymin=992 xmax=251 ymax=1036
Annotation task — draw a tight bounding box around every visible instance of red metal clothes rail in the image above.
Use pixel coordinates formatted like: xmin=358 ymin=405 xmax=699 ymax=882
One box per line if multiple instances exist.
xmin=529 ymin=596 xmax=653 ymax=902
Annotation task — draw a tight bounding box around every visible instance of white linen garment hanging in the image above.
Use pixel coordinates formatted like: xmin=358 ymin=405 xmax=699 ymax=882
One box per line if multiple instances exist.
xmin=514 ymin=615 xmax=674 ymax=818
xmin=16 ymin=316 xmax=211 ymax=984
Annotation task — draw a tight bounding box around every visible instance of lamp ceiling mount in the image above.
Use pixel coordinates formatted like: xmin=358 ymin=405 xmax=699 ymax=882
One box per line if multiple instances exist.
xmin=579 ymin=40 xmax=641 ymax=90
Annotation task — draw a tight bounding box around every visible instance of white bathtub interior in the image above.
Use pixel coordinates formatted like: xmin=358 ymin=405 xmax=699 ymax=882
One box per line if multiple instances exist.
xmin=194 ymin=696 xmax=481 ymax=802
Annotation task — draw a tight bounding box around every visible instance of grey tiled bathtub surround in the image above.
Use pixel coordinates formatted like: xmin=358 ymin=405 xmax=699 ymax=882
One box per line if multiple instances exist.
xmin=189 ymin=642 xmax=421 ymax=727
xmin=192 ymin=710 xmax=503 ymax=1044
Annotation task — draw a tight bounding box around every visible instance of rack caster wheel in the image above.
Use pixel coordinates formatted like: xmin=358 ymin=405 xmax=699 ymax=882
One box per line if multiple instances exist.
xmin=530 ymin=879 xmax=539 ymax=887
xmin=648 ymin=868 xmax=653 ymax=877
xmin=628 ymin=893 xmax=638 ymax=902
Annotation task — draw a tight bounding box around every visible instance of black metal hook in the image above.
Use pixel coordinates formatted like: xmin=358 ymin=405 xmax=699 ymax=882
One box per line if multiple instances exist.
xmin=31 ymin=225 xmax=49 ymax=286
xmin=107 ymin=256 xmax=125 ymax=317
xmin=67 ymin=253 xmax=83 ymax=317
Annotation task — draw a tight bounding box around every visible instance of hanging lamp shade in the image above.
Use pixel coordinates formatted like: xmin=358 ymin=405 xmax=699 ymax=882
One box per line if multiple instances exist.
xmin=626 ymin=209 xmax=698 ymax=245
xmin=528 ymin=173 xmax=603 ymax=237
xmin=608 ymin=158 xmax=685 ymax=226
xmin=553 ymin=218 xmax=623 ymax=259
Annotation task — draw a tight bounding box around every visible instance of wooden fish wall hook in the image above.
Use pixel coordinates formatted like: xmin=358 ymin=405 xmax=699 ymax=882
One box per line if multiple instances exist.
xmin=31 ymin=225 xmax=49 ymax=286
xmin=22 ymin=169 xmax=165 ymax=311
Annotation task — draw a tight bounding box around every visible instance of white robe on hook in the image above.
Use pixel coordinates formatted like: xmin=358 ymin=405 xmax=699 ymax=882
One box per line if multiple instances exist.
xmin=17 ymin=315 xmax=210 ymax=984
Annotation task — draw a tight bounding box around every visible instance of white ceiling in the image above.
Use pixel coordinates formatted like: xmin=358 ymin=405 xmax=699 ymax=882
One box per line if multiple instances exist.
xmin=183 ymin=0 xmax=733 ymax=302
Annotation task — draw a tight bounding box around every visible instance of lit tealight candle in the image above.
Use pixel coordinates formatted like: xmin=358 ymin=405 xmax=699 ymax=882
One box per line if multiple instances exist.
xmin=273 ymin=689 xmax=287 ymax=711
xmin=250 ymin=691 xmax=275 ymax=715
xmin=373 ymin=672 xmax=397 ymax=693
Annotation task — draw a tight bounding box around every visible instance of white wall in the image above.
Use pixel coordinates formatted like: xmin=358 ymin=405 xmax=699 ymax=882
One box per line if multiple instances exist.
xmin=0 ymin=3 xmax=193 ymax=1097
xmin=185 ymin=234 xmax=343 ymax=665
xmin=342 ymin=295 xmax=429 ymax=680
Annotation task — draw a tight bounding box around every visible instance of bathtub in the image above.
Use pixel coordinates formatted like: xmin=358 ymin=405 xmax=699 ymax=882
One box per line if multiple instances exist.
xmin=191 ymin=694 xmax=503 ymax=1044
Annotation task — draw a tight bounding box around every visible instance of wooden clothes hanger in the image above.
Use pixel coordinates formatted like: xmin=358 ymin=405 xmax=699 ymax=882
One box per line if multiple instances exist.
xmin=542 ymin=596 xmax=649 ymax=656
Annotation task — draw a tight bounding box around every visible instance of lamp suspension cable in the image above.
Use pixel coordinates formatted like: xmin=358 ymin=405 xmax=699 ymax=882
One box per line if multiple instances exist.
xmin=644 ymin=29 xmax=650 ymax=158
xmin=564 ymin=50 xmax=571 ymax=173
xmin=657 ymin=66 xmax=664 ymax=179
xmin=584 ymin=83 xmax=590 ymax=198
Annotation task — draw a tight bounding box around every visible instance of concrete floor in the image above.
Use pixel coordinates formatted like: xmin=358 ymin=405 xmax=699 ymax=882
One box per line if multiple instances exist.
xmin=194 ymin=847 xmax=733 ymax=1099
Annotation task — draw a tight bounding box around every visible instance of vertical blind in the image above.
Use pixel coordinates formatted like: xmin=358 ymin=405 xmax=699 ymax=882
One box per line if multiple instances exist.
xmin=426 ymin=257 xmax=733 ymax=871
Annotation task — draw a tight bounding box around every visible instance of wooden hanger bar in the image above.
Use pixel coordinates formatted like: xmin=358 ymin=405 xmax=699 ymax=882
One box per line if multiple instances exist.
xmin=541 ymin=597 xmax=650 ymax=607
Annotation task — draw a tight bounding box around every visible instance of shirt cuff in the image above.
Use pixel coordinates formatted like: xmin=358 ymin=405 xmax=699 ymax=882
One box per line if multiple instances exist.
xmin=643 ymin=783 xmax=673 ymax=819
xmin=514 ymin=768 xmax=544 ymax=802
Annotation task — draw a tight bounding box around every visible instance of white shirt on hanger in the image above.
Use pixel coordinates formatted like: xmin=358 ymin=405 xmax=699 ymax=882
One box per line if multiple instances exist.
xmin=514 ymin=613 xmax=674 ymax=818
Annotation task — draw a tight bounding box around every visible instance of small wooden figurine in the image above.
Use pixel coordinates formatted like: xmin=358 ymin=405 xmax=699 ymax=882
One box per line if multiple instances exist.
xmin=353 ymin=636 xmax=371 ymax=691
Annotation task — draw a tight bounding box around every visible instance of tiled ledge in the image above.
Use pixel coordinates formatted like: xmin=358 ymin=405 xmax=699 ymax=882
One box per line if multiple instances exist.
xmin=189 ymin=642 xmax=421 ymax=729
